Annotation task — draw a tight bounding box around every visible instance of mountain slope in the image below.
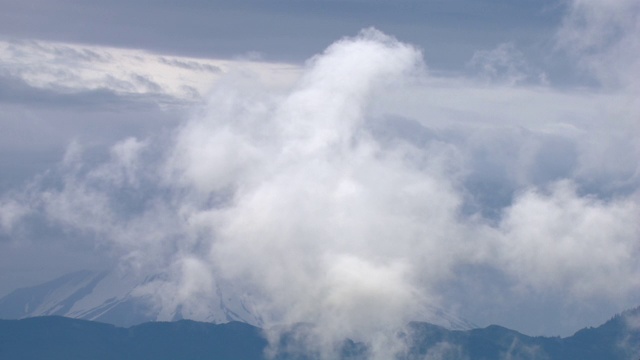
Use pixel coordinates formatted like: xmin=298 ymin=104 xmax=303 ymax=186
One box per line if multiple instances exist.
xmin=0 ymin=270 xmax=476 ymax=330
xmin=0 ymin=307 xmax=638 ymax=360
xmin=0 ymin=270 xmax=262 ymax=327
xmin=0 ymin=316 xmax=266 ymax=360
xmin=403 ymin=306 xmax=640 ymax=360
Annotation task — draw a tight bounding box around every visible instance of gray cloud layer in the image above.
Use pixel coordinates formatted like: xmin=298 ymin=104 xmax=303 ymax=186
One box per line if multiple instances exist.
xmin=0 ymin=0 xmax=561 ymax=71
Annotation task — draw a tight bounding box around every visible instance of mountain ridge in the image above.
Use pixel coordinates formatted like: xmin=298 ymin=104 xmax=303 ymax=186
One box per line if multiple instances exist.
xmin=0 ymin=269 xmax=262 ymax=327
xmin=0 ymin=306 xmax=638 ymax=360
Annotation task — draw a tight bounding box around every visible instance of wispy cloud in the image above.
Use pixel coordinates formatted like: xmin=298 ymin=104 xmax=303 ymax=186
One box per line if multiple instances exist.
xmin=0 ymin=39 xmax=300 ymax=102
xmin=468 ymin=43 xmax=546 ymax=85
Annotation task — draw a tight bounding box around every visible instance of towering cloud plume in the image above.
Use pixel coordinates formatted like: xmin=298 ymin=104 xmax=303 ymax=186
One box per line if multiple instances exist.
xmin=1 ymin=7 xmax=639 ymax=357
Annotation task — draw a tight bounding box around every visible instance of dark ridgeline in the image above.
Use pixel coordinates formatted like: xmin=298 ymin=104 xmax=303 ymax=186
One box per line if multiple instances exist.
xmin=0 ymin=317 xmax=267 ymax=360
xmin=0 ymin=306 xmax=638 ymax=360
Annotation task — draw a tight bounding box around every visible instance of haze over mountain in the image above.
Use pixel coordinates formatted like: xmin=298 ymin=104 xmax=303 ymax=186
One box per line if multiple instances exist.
xmin=0 ymin=1 xmax=639 ymax=358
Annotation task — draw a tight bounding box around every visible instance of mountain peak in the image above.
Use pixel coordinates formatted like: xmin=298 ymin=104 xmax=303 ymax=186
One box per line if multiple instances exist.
xmin=0 ymin=270 xmax=475 ymax=331
xmin=0 ymin=269 xmax=260 ymax=327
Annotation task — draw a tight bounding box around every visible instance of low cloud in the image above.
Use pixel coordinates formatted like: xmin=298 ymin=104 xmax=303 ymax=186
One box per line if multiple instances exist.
xmin=423 ymin=342 xmax=469 ymax=360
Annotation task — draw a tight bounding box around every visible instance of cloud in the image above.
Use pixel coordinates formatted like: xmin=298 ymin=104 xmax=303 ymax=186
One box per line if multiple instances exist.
xmin=468 ymin=43 xmax=546 ymax=85
xmin=625 ymin=310 xmax=640 ymax=330
xmin=423 ymin=342 xmax=469 ymax=360
xmin=0 ymin=198 xmax=29 ymax=234
xmin=1 ymin=5 xmax=639 ymax=355
xmin=500 ymin=338 xmax=548 ymax=360
xmin=497 ymin=181 xmax=640 ymax=298
xmin=88 ymin=137 xmax=148 ymax=187
xmin=616 ymin=308 xmax=640 ymax=358
xmin=557 ymin=0 xmax=640 ymax=88
xmin=0 ymin=38 xmax=300 ymax=197
xmin=0 ymin=39 xmax=300 ymax=102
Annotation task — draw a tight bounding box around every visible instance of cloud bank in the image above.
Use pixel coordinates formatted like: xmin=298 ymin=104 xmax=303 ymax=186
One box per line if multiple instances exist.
xmin=1 ymin=0 xmax=639 ymax=357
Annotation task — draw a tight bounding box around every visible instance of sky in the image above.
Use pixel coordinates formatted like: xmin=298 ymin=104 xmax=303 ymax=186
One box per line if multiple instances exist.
xmin=0 ymin=0 xmax=639 ymax=352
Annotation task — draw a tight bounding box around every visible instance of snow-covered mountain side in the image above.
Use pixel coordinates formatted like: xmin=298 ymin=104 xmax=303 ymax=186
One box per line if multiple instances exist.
xmin=0 ymin=270 xmax=476 ymax=329
xmin=0 ymin=270 xmax=262 ymax=327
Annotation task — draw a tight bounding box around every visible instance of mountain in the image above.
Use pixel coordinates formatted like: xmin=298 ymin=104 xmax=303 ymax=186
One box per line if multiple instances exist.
xmin=0 ymin=269 xmax=262 ymax=327
xmin=401 ymin=306 xmax=640 ymax=360
xmin=0 ymin=317 xmax=266 ymax=360
xmin=0 ymin=269 xmax=476 ymax=330
xmin=0 ymin=307 xmax=638 ymax=360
